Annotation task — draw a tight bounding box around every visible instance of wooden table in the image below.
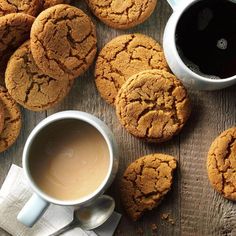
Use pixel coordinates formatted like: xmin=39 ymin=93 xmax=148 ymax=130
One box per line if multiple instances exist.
xmin=0 ymin=0 xmax=236 ymax=235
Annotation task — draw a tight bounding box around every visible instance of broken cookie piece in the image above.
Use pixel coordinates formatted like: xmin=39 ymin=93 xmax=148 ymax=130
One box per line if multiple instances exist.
xmin=120 ymin=153 xmax=177 ymax=221
xmin=115 ymin=69 xmax=191 ymax=143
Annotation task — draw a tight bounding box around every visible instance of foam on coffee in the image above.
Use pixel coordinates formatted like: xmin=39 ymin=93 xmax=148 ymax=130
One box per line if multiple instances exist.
xmin=183 ymin=55 xmax=221 ymax=80
xmin=29 ymin=119 xmax=110 ymax=201
xmin=177 ymin=45 xmax=221 ymax=80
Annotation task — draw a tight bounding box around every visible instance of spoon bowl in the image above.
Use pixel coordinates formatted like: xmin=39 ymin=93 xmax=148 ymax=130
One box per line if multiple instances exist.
xmin=49 ymin=195 xmax=115 ymax=236
xmin=75 ymin=195 xmax=115 ymax=230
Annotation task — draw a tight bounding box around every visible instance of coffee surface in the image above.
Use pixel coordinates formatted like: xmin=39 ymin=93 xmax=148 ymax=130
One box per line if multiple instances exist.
xmin=176 ymin=0 xmax=236 ymax=79
xmin=29 ymin=119 xmax=110 ymax=201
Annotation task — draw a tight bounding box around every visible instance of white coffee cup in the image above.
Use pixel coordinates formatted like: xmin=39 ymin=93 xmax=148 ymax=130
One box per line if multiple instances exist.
xmin=163 ymin=0 xmax=236 ymax=90
xmin=17 ymin=111 xmax=119 ymax=227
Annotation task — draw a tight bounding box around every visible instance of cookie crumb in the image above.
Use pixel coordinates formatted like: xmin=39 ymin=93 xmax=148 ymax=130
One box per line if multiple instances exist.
xmin=161 ymin=213 xmax=175 ymax=225
xmin=161 ymin=213 xmax=169 ymax=220
xmin=151 ymin=223 xmax=158 ymax=235
xmin=116 ymin=229 xmax=122 ymax=235
xmin=169 ymin=218 xmax=175 ymax=225
xmin=151 ymin=223 xmax=158 ymax=231
xmin=137 ymin=227 xmax=144 ymax=235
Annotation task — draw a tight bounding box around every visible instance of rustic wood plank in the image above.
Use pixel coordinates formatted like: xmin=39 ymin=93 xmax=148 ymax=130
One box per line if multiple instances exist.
xmin=179 ymin=86 xmax=236 ymax=236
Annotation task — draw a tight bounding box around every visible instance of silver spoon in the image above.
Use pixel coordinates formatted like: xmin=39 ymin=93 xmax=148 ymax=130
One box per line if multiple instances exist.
xmin=49 ymin=195 xmax=115 ymax=236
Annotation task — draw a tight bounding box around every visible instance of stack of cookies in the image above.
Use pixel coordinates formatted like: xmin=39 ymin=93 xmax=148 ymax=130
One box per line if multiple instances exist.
xmin=0 ymin=0 xmax=160 ymax=153
xmin=0 ymin=1 xmax=98 ymax=152
xmin=5 ymin=4 xmax=97 ymax=111
xmin=95 ymin=33 xmax=191 ymax=143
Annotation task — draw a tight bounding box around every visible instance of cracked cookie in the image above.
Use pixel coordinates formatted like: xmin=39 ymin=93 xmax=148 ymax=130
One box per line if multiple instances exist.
xmin=31 ymin=4 xmax=97 ymax=81
xmin=5 ymin=41 xmax=74 ymax=111
xmin=95 ymin=34 xmax=168 ymax=105
xmin=115 ymin=69 xmax=191 ymax=142
xmin=207 ymin=127 xmax=236 ymax=201
xmin=41 ymin=0 xmax=71 ymax=9
xmin=0 ymin=86 xmax=21 ymax=153
xmin=120 ymin=153 xmax=177 ymax=221
xmin=0 ymin=100 xmax=5 ymax=135
xmin=0 ymin=50 xmax=15 ymax=86
xmin=87 ymin=0 xmax=157 ymax=29
xmin=0 ymin=0 xmax=41 ymax=16
xmin=0 ymin=13 xmax=35 ymax=83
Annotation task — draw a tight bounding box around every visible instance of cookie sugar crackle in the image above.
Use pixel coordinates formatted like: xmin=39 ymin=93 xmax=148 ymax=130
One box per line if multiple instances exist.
xmin=95 ymin=34 xmax=169 ymax=105
xmin=121 ymin=154 xmax=177 ymax=221
xmin=207 ymin=127 xmax=236 ymax=201
xmin=0 ymin=13 xmax=35 ymax=84
xmin=86 ymin=0 xmax=157 ymax=29
xmin=0 ymin=0 xmax=41 ymax=16
xmin=30 ymin=4 xmax=97 ymax=80
xmin=5 ymin=41 xmax=74 ymax=111
xmin=115 ymin=69 xmax=191 ymax=143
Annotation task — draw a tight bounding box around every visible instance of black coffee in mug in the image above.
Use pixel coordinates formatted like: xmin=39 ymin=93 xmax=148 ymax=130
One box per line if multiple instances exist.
xmin=176 ymin=0 xmax=236 ymax=79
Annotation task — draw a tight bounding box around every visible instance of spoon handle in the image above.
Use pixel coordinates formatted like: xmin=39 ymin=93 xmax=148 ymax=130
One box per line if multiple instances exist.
xmin=49 ymin=220 xmax=78 ymax=236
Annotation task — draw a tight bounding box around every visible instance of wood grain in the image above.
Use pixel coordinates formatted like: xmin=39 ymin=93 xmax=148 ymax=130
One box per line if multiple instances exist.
xmin=0 ymin=0 xmax=236 ymax=235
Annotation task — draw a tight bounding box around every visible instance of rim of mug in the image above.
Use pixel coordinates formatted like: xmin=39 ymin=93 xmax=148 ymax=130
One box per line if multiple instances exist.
xmin=22 ymin=110 xmax=116 ymax=206
xmin=172 ymin=0 xmax=236 ymax=84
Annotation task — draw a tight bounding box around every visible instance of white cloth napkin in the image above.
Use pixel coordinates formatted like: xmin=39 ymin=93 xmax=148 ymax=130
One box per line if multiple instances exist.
xmin=0 ymin=165 xmax=121 ymax=236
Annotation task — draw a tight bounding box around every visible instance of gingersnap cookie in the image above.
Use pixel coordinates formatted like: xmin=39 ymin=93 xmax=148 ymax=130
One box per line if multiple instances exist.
xmin=0 ymin=100 xmax=5 ymax=135
xmin=5 ymin=41 xmax=74 ymax=111
xmin=116 ymin=69 xmax=191 ymax=142
xmin=0 ymin=50 xmax=15 ymax=86
xmin=0 ymin=0 xmax=41 ymax=16
xmin=31 ymin=4 xmax=97 ymax=81
xmin=41 ymin=0 xmax=71 ymax=9
xmin=120 ymin=153 xmax=177 ymax=221
xmin=87 ymin=0 xmax=157 ymax=29
xmin=95 ymin=34 xmax=168 ymax=105
xmin=207 ymin=127 xmax=236 ymax=201
xmin=0 ymin=86 xmax=21 ymax=153
xmin=0 ymin=13 xmax=35 ymax=59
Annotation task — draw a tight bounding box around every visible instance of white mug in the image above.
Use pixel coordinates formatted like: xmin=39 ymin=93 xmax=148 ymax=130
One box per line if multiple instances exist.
xmin=17 ymin=111 xmax=119 ymax=227
xmin=163 ymin=0 xmax=236 ymax=90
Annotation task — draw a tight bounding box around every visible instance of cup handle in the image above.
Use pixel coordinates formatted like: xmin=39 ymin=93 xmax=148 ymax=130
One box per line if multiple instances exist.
xmin=17 ymin=194 xmax=49 ymax=227
xmin=166 ymin=0 xmax=180 ymax=9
